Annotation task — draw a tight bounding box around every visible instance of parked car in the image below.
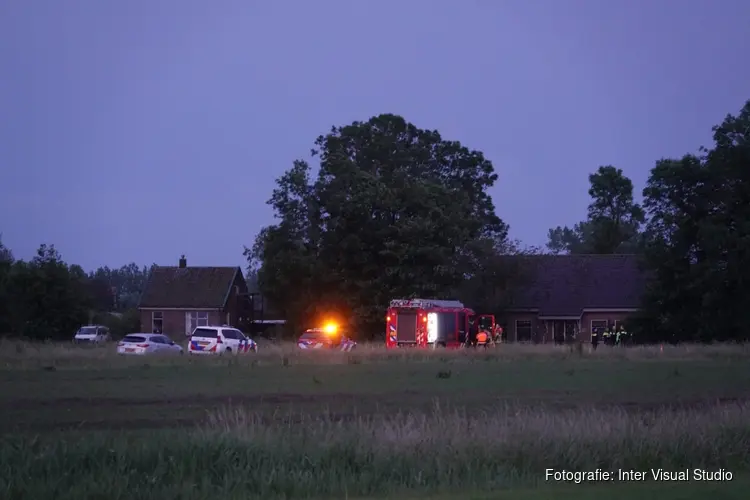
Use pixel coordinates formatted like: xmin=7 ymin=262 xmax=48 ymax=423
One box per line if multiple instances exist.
xmin=117 ymin=333 xmax=183 ymax=355
xmin=73 ymin=325 xmax=111 ymax=344
xmin=188 ymin=326 xmax=257 ymax=355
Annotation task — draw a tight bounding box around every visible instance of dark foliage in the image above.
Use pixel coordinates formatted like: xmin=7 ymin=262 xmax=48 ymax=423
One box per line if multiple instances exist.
xmin=247 ymin=114 xmax=528 ymax=338
xmin=0 ymin=238 xmax=152 ymax=340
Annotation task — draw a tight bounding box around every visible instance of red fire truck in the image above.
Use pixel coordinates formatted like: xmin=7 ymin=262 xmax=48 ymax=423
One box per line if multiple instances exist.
xmin=385 ymin=298 xmax=497 ymax=348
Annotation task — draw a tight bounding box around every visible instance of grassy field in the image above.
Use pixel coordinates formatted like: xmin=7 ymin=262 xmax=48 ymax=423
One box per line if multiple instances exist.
xmin=0 ymin=340 xmax=749 ymax=499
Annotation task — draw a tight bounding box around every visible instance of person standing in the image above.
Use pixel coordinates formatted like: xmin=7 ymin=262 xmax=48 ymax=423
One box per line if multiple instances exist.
xmin=468 ymin=317 xmax=478 ymax=347
xmin=493 ymin=325 xmax=503 ymax=343
xmin=476 ymin=329 xmax=489 ymax=348
xmin=619 ymin=325 xmax=628 ymax=346
xmin=591 ymin=327 xmax=600 ymax=350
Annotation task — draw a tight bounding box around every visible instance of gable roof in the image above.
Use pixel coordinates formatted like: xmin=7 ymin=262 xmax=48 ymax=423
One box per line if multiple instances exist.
xmin=507 ymin=254 xmax=647 ymax=316
xmin=138 ymin=266 xmax=241 ymax=309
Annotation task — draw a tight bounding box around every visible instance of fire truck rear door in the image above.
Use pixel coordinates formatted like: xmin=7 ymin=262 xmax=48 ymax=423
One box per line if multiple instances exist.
xmin=479 ymin=314 xmax=495 ymax=331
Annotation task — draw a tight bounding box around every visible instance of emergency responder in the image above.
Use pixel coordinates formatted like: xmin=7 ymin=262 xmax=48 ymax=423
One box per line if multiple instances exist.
xmin=591 ymin=327 xmax=599 ymax=350
xmin=494 ymin=325 xmax=503 ymax=343
xmin=615 ymin=326 xmax=621 ymax=346
xmin=619 ymin=325 xmax=628 ymax=346
xmin=468 ymin=317 xmax=478 ymax=346
xmin=476 ymin=329 xmax=489 ymax=348
xmin=601 ymin=326 xmax=610 ymax=346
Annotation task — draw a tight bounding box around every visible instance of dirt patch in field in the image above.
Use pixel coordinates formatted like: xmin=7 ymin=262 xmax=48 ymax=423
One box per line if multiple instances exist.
xmin=5 ymin=392 xmax=366 ymax=410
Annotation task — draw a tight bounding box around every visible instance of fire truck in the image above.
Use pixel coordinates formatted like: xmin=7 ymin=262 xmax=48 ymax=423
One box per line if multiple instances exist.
xmin=385 ymin=298 xmax=497 ymax=348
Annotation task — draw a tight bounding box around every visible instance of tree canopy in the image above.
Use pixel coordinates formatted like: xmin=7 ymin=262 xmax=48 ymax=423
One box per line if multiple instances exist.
xmin=248 ymin=114 xmax=512 ymax=336
xmin=546 ymin=166 xmax=644 ymax=254
xmin=0 ymin=236 xmax=151 ymax=340
xmin=635 ymin=100 xmax=750 ymax=342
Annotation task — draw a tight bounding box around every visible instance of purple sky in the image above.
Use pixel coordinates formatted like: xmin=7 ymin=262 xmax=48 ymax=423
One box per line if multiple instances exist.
xmin=2 ymin=0 xmax=748 ymax=271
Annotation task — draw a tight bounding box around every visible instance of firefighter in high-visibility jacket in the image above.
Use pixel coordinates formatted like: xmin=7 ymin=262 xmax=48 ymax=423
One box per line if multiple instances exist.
xmin=476 ymin=330 xmax=489 ymax=348
xmin=618 ymin=325 xmax=628 ymax=346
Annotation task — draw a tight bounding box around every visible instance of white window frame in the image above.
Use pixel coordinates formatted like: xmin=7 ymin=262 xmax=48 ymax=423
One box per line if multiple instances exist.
xmin=152 ymin=311 xmax=163 ymax=333
xmin=591 ymin=319 xmax=608 ymax=332
xmin=515 ymin=320 xmax=532 ymax=342
xmin=186 ymin=311 xmax=209 ymax=334
xmin=196 ymin=311 xmax=208 ymax=326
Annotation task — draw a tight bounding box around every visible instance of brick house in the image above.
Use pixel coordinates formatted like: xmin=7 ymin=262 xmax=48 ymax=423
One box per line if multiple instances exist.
xmin=502 ymin=254 xmax=647 ymax=343
xmin=138 ymin=255 xmax=251 ymax=337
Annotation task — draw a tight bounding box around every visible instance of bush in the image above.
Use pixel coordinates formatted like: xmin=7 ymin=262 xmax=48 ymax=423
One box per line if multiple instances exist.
xmin=91 ymin=309 xmax=141 ymax=339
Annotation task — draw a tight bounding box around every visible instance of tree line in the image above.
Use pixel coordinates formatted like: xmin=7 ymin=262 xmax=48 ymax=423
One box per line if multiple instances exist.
xmin=543 ymin=101 xmax=750 ymax=342
xmin=251 ymin=101 xmax=750 ymax=343
xmin=3 ymin=100 xmax=747 ymax=343
xmin=0 ymin=241 xmax=153 ymax=340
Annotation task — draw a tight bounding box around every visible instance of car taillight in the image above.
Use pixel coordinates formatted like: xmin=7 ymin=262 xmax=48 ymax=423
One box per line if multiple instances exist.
xmin=117 ymin=342 xmax=124 ymax=347
xmin=137 ymin=343 xmax=149 ymax=348
xmin=216 ymin=336 xmax=223 ymax=344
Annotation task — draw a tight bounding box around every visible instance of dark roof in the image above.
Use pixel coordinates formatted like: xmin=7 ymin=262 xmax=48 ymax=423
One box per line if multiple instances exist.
xmin=507 ymin=254 xmax=647 ymax=316
xmin=138 ymin=266 xmax=241 ymax=309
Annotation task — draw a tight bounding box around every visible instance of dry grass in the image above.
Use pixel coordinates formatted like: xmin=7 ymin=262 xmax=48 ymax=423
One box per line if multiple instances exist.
xmin=2 ymin=402 xmax=748 ymax=499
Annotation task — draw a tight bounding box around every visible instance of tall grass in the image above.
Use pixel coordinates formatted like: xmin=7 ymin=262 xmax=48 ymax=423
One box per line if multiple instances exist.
xmin=1 ymin=338 xmax=749 ymax=370
xmin=1 ymin=403 xmax=748 ymax=499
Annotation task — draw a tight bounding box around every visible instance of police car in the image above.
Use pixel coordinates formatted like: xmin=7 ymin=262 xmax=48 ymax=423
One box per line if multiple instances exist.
xmin=188 ymin=326 xmax=257 ymax=355
xmin=297 ymin=323 xmax=357 ymax=351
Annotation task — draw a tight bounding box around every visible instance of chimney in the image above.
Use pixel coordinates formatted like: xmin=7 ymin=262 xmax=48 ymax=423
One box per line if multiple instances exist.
xmin=179 ymin=255 xmax=187 ymax=268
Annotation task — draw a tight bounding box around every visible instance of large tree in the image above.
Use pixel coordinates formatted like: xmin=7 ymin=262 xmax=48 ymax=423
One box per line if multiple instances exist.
xmin=0 ymin=237 xmax=155 ymax=339
xmin=248 ymin=114 xmax=509 ymax=336
xmin=636 ymin=100 xmax=750 ymax=342
xmin=5 ymin=244 xmax=90 ymax=339
xmin=547 ymin=166 xmax=644 ymax=254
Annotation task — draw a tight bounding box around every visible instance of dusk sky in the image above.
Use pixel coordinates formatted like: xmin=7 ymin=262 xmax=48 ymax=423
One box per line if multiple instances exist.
xmin=2 ymin=0 xmax=748 ymax=271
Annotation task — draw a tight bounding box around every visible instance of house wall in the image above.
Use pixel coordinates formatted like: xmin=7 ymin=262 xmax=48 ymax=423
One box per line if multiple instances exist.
xmin=502 ymin=312 xmax=540 ymax=342
xmin=579 ymin=311 xmax=633 ymax=342
xmin=503 ymin=310 xmax=635 ymax=343
xmin=222 ymin=272 xmax=250 ymax=327
xmin=139 ymin=309 xmax=223 ymax=338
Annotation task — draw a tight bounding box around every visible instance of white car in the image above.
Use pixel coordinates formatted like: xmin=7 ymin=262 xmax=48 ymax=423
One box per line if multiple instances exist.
xmin=188 ymin=326 xmax=257 ymax=355
xmin=117 ymin=333 xmax=184 ymax=355
xmin=74 ymin=325 xmax=111 ymax=344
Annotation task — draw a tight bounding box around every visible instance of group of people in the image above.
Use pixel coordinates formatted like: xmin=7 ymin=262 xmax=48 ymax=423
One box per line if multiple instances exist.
xmin=591 ymin=325 xmax=629 ymax=350
xmin=467 ymin=320 xmax=503 ymax=348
